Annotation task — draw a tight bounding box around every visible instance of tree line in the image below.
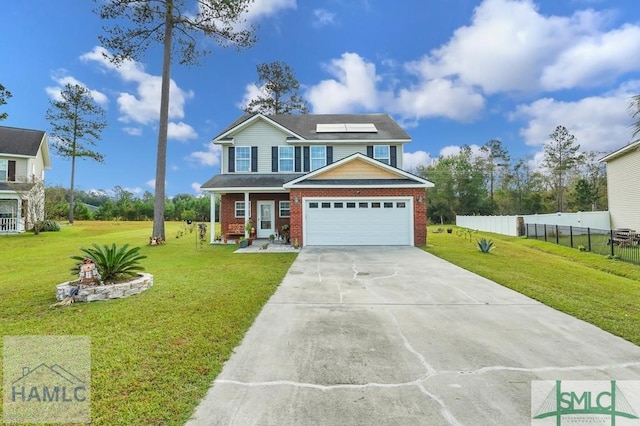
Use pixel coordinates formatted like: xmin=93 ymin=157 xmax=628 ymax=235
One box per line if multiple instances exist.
xmin=417 ymin=126 xmax=607 ymax=224
xmin=44 ymin=186 xmax=214 ymax=223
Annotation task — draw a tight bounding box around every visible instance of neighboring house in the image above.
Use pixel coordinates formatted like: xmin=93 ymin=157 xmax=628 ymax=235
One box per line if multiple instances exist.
xmin=200 ymin=113 xmax=434 ymax=246
xmin=0 ymin=125 xmax=51 ymax=233
xmin=600 ymin=140 xmax=640 ymax=231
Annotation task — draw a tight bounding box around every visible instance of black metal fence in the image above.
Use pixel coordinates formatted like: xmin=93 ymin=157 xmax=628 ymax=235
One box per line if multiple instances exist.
xmin=525 ymin=223 xmax=640 ymax=265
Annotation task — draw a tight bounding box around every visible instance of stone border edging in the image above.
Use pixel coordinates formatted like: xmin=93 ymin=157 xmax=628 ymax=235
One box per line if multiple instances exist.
xmin=56 ymin=273 xmax=153 ymax=302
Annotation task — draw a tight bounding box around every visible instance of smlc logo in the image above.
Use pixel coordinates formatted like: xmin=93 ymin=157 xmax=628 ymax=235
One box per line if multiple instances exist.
xmin=11 ymin=363 xmax=87 ymax=403
xmin=532 ymin=380 xmax=639 ymax=425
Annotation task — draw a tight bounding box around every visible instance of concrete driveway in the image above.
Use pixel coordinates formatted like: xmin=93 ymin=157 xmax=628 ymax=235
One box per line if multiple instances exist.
xmin=186 ymin=246 xmax=640 ymax=425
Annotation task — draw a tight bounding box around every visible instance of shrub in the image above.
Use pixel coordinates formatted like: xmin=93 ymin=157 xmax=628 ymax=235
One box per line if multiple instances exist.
xmin=477 ymin=238 xmax=494 ymax=253
xmin=71 ymin=243 xmax=147 ymax=283
xmin=33 ymin=219 xmax=60 ymax=233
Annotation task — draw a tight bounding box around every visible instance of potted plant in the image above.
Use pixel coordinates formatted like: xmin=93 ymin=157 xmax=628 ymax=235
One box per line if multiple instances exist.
xmin=238 ymin=236 xmax=249 ymax=248
xmin=281 ymin=224 xmax=290 ymax=243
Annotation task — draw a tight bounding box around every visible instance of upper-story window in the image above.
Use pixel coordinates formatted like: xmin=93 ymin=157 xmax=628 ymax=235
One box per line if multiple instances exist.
xmin=279 ymin=146 xmax=294 ymax=172
xmin=235 ymin=146 xmax=251 ymax=172
xmin=0 ymin=160 xmax=15 ymax=182
xmin=310 ymin=146 xmax=326 ymax=171
xmin=374 ymin=145 xmax=390 ymax=165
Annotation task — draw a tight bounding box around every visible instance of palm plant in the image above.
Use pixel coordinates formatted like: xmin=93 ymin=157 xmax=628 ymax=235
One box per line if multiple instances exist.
xmin=477 ymin=238 xmax=495 ymax=253
xmin=71 ymin=243 xmax=147 ymax=283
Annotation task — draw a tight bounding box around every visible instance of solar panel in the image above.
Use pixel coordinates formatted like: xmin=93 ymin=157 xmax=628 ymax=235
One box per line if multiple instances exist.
xmin=345 ymin=123 xmax=377 ymax=132
xmin=316 ymin=123 xmax=378 ymax=133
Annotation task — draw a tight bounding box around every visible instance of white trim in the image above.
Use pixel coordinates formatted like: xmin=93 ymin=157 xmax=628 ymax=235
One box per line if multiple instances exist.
xmin=278 ymin=145 xmax=295 ymax=172
xmin=283 ymin=153 xmax=433 ymax=188
xmin=285 ymin=183 xmax=430 ymax=189
xmin=201 ymin=187 xmax=289 ymax=193
xmin=302 ymin=196 xmax=414 ymax=247
xmin=279 ymin=200 xmax=291 ymax=218
xmin=286 ymin=138 xmax=410 ymax=145
xmin=213 ymin=114 xmax=305 ymax=143
xmin=600 ymin=140 xmax=640 ymax=162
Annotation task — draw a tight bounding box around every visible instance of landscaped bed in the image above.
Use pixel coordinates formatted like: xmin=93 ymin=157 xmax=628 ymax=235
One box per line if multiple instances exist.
xmin=0 ymin=221 xmax=297 ymax=425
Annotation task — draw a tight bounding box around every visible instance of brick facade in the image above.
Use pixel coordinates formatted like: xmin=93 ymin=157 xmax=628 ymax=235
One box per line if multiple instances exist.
xmin=220 ymin=193 xmax=290 ymax=239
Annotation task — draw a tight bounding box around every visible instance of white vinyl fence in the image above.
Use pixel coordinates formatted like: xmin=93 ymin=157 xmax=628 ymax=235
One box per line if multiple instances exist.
xmin=456 ymin=215 xmax=522 ymax=236
xmin=456 ymin=211 xmax=611 ymax=237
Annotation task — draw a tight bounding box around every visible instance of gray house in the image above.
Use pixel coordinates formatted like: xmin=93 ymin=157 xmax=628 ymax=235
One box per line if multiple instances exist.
xmin=0 ymin=125 xmax=51 ymax=232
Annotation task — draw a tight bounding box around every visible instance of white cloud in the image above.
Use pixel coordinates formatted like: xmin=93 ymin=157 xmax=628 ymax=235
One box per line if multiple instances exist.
xmin=244 ymin=0 xmax=296 ymax=22
xmin=511 ymin=84 xmax=637 ymax=153
xmin=188 ymin=143 xmax=222 ymax=167
xmin=45 ymin=73 xmax=109 ymax=105
xmin=403 ymin=151 xmax=433 ymax=172
xmin=123 ymin=127 xmax=142 ymax=136
xmin=191 ymin=182 xmax=203 ymax=194
xmin=307 ymin=52 xmax=380 ymax=113
xmin=168 ymin=122 xmax=198 ymax=141
xmin=407 ymin=0 xmax=640 ymax=94
xmin=393 ymin=78 xmax=484 ymax=122
xmin=313 ymin=9 xmax=335 ymax=28
xmin=146 ymin=179 xmax=155 ymax=189
xmin=237 ymin=83 xmax=266 ymax=110
xmin=439 ymin=144 xmax=483 ymax=158
xmin=540 ymin=24 xmax=640 ymax=90
xmin=81 ymin=46 xmax=194 ymax=125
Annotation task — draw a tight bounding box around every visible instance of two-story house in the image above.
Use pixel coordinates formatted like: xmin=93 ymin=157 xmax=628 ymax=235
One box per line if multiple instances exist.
xmin=200 ymin=113 xmax=433 ymax=246
xmin=0 ymin=125 xmax=50 ymax=232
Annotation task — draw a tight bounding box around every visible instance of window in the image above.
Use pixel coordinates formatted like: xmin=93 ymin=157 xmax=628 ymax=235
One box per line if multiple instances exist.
xmin=235 ymin=201 xmax=246 ymax=218
xmin=334 ymin=202 xmax=343 ymax=208
xmin=321 ymin=202 xmax=331 ymax=208
xmin=396 ymin=202 xmax=406 ymax=208
xmin=309 ymin=202 xmax=319 ymax=208
xmin=0 ymin=160 xmax=6 ymax=182
xmin=279 ymin=201 xmax=290 ymax=218
xmin=371 ymin=202 xmax=381 ymax=208
xmin=279 ymin=146 xmax=294 ymax=172
xmin=384 ymin=202 xmax=393 ymax=208
xmin=310 ymin=146 xmax=326 ymax=171
xmin=346 ymin=202 xmax=356 ymax=208
xmin=374 ymin=145 xmax=390 ymax=164
xmin=235 ymin=146 xmax=251 ymax=172
xmin=359 ymin=202 xmax=368 ymax=208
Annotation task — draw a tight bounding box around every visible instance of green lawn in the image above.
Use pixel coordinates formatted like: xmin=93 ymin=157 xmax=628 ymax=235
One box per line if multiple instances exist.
xmin=425 ymin=226 xmax=640 ymax=345
xmin=0 ymin=221 xmax=297 ymax=425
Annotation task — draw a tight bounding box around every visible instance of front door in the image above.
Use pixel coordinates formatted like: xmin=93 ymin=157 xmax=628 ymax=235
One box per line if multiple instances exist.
xmin=256 ymin=201 xmax=275 ymax=238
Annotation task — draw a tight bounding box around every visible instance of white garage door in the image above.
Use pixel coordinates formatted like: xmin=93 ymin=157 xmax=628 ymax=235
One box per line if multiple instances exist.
xmin=304 ymin=198 xmax=413 ymax=246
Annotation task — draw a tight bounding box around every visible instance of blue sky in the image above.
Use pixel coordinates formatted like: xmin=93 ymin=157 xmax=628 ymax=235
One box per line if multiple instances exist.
xmin=2 ymin=0 xmax=640 ymax=197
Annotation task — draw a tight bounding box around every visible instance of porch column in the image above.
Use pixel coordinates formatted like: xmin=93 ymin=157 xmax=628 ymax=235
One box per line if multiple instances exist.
xmin=244 ymin=191 xmax=250 ymax=238
xmin=209 ymin=192 xmax=217 ymax=244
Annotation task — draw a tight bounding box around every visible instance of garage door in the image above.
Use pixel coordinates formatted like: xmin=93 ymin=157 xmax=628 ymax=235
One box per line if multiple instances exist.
xmin=304 ymin=198 xmax=413 ymax=245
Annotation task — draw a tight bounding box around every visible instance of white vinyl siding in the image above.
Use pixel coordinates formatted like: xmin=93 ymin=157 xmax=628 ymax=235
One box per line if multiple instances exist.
xmin=223 ymin=120 xmax=291 ymax=173
xmin=331 ymin=144 xmax=403 ymax=169
xmin=606 ymin=150 xmax=640 ymax=231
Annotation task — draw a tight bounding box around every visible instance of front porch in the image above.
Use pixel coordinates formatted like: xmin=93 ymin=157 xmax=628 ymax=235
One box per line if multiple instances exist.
xmin=0 ymin=198 xmax=24 ymax=233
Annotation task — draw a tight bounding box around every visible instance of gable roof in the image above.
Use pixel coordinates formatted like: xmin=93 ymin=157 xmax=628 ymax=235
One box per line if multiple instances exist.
xmin=283 ymin=153 xmax=434 ymax=188
xmin=213 ymin=113 xmax=411 ymax=143
xmin=0 ymin=125 xmax=47 ymax=157
xmin=600 ymin=140 xmax=640 ymax=163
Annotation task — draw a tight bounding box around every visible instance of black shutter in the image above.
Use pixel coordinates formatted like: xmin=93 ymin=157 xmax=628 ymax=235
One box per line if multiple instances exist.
xmin=367 ymin=145 xmax=373 ymax=158
xmin=272 ymin=146 xmax=278 ymax=172
xmin=8 ymin=160 xmax=16 ymax=181
xmin=295 ymin=146 xmax=301 ymax=172
xmin=326 ymin=146 xmax=333 ymax=165
xmin=303 ymin=147 xmax=310 ymax=172
xmin=251 ymin=146 xmax=258 ymax=172
xmin=228 ymin=147 xmax=235 ymax=172
xmin=390 ymin=146 xmax=397 ymax=167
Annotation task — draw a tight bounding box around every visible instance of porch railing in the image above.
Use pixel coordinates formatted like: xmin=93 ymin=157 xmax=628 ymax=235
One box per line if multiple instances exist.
xmin=0 ymin=217 xmax=18 ymax=232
